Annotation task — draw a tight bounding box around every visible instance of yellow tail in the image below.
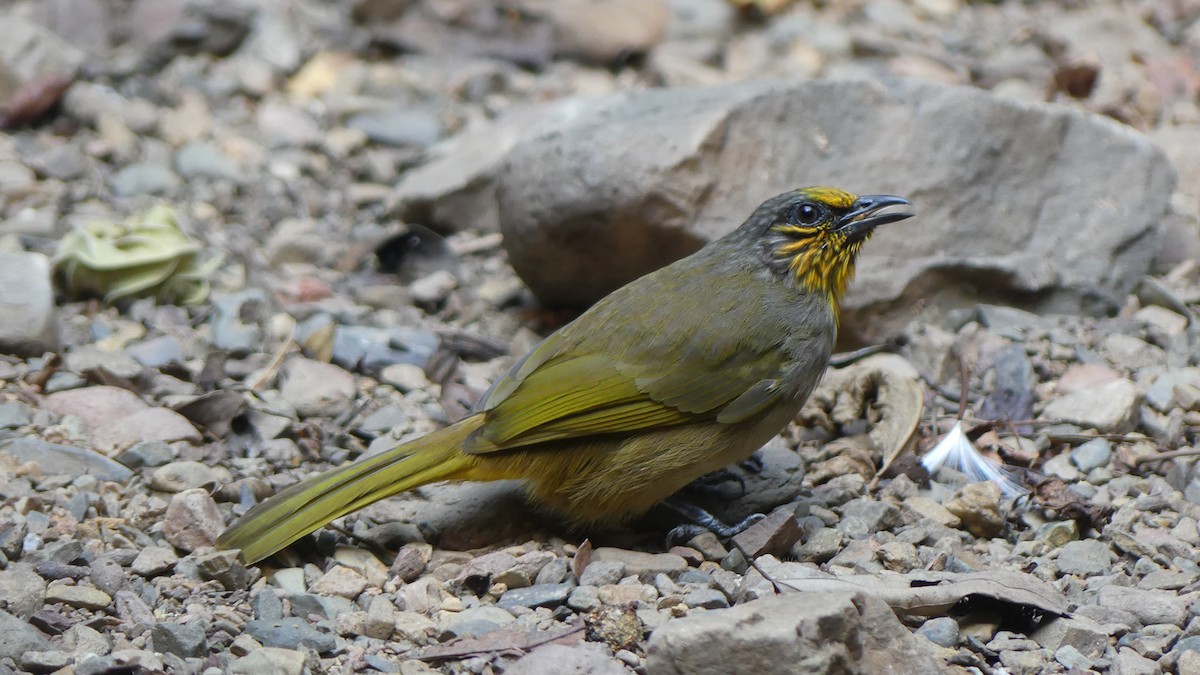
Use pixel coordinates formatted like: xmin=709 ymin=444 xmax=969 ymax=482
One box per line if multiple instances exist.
xmin=217 ymin=416 xmax=482 ymax=563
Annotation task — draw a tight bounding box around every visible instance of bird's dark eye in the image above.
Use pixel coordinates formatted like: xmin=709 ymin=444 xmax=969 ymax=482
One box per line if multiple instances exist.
xmin=790 ymin=202 xmax=822 ymax=226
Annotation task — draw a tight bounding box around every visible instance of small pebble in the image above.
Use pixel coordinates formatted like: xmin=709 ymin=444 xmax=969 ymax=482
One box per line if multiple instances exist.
xmin=917 ymin=617 xmax=959 ymax=648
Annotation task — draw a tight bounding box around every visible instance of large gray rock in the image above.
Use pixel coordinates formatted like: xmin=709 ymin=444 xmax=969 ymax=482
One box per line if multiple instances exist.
xmin=0 ymin=252 xmax=58 ymax=356
xmin=491 ymin=78 xmax=1175 ymax=342
xmin=645 ymin=591 xmax=941 ymax=675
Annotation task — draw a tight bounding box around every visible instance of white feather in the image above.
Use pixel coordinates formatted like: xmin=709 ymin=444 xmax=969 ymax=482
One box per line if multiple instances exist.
xmin=921 ymin=421 xmax=1028 ymax=497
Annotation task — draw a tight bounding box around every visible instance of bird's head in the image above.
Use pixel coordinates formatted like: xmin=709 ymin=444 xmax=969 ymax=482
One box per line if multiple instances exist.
xmin=739 ymin=186 xmax=912 ymax=311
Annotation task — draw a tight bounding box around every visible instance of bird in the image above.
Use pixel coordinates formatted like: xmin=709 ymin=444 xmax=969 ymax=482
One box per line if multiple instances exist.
xmin=217 ymin=186 xmax=913 ymax=563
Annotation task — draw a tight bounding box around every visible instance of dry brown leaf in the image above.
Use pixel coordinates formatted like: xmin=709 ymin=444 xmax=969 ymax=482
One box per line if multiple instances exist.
xmin=775 ymin=569 xmax=1068 ymax=617
xmin=806 ymin=436 xmax=876 ymax=485
xmin=801 ymin=353 xmax=924 ymax=478
xmin=572 ymin=538 xmax=593 ymax=581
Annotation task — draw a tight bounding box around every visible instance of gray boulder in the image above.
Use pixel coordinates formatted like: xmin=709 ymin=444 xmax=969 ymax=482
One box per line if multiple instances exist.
xmin=492 ymin=78 xmax=1175 ymax=342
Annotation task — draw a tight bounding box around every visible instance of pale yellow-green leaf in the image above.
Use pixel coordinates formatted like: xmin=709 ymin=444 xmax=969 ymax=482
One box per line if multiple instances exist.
xmin=53 ymin=205 xmax=220 ymax=305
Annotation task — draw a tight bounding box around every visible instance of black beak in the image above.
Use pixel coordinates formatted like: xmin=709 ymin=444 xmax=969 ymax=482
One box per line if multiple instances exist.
xmin=837 ymin=194 xmax=913 ymax=242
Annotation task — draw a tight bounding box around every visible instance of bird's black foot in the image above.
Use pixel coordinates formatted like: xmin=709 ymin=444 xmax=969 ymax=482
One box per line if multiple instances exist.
xmin=662 ymin=498 xmax=766 ymax=546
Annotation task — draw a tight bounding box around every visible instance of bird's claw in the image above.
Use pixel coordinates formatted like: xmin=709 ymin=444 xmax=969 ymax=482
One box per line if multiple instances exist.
xmin=662 ymin=499 xmax=767 ymax=546
xmin=666 ymin=524 xmax=710 ymax=546
xmin=725 ymin=512 xmax=766 ymax=534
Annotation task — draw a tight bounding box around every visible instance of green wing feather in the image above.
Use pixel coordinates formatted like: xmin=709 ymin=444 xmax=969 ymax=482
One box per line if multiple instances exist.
xmin=464 ymin=320 xmax=789 ymax=454
xmin=466 ymin=353 xmax=697 ymax=452
xmin=461 ymin=241 xmax=826 ymax=455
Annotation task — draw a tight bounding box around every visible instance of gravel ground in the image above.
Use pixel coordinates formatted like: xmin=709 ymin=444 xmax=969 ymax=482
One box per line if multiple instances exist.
xmin=1 ymin=0 xmax=1200 ymax=673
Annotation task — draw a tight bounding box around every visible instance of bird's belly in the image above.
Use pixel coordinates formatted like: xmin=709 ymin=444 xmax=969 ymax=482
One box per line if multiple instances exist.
xmin=489 ymin=399 xmax=805 ymax=525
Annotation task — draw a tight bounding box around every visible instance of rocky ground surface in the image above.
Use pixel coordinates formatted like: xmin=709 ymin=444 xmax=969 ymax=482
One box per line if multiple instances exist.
xmin=2 ymin=0 xmax=1200 ymax=673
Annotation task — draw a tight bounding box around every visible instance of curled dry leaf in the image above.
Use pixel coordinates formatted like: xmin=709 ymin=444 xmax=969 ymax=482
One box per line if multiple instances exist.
xmin=775 ymin=569 xmax=1068 ymax=618
xmin=806 ymin=436 xmax=877 ymax=485
xmin=53 ymin=205 xmax=222 ymax=305
xmin=572 ymin=538 xmax=594 ymax=581
xmin=800 ymin=353 xmax=924 ymax=476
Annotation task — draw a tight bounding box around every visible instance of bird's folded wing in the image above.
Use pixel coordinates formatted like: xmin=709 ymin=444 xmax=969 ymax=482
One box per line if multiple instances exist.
xmin=462 ymin=344 xmax=785 ymax=454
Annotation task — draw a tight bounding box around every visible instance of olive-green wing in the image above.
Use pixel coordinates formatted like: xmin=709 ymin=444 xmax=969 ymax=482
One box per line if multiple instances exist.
xmin=462 ymin=334 xmax=789 ymax=454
